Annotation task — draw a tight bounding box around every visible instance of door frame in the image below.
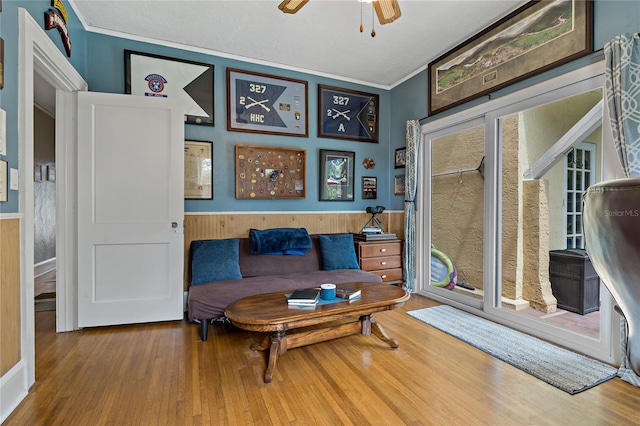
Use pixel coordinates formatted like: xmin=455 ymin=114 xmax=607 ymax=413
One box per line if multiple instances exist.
xmin=18 ymin=7 xmax=86 ymax=389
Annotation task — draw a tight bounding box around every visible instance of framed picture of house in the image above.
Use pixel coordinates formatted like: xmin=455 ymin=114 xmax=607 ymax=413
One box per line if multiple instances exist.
xmin=227 ymin=68 xmax=308 ymax=137
xmin=317 ymin=85 xmax=379 ymax=143
xmin=184 ymin=140 xmax=213 ymax=199
xmin=362 ymin=176 xmax=377 ymax=200
xmin=394 ymin=174 xmax=405 ymax=195
xmin=428 ymin=0 xmax=593 ymax=115
xmin=125 ymin=50 xmax=214 ymax=126
xmin=319 ymin=149 xmax=355 ymax=201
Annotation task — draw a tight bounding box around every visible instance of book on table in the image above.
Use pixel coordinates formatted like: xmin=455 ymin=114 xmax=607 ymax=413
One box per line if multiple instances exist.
xmin=287 ymin=288 xmax=321 ymax=305
xmin=335 ymin=288 xmax=362 ymax=300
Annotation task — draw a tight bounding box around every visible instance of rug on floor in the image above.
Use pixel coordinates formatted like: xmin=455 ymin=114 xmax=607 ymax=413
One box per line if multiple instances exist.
xmin=408 ymin=305 xmax=617 ymax=394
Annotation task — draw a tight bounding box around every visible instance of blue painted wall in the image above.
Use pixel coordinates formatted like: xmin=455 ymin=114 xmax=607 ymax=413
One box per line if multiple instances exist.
xmin=0 ymin=0 xmax=87 ymax=213
xmin=2 ymin=1 xmax=638 ymax=214
xmin=85 ymin=32 xmax=393 ymax=213
xmin=387 ymin=0 xmax=640 ymax=211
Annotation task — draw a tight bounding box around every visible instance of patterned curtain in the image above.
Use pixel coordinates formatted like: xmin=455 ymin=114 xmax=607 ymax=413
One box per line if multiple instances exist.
xmin=403 ymin=120 xmax=420 ymax=293
xmin=604 ymin=33 xmax=640 ymax=386
xmin=604 ymin=33 xmax=640 ymax=178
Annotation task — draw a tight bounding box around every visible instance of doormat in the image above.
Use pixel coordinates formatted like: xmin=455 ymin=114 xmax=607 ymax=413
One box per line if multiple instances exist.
xmin=408 ymin=305 xmax=617 ymax=394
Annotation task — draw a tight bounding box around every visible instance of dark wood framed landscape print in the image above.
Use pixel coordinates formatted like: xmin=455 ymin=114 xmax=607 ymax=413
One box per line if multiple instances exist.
xmin=227 ymin=68 xmax=308 ymax=137
xmin=428 ymin=0 xmax=593 ymax=115
xmin=318 ymin=85 xmax=379 ymax=143
xmin=125 ymin=50 xmax=214 ymax=126
xmin=319 ymin=149 xmax=354 ymax=201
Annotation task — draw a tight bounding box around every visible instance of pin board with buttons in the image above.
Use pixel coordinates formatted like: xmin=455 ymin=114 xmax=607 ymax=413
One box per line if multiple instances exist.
xmin=235 ymin=144 xmax=306 ymax=200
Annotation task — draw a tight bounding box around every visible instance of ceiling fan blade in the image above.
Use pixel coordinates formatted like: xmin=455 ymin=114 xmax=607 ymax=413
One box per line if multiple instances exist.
xmin=373 ymin=0 xmax=401 ymax=25
xmin=278 ymin=0 xmax=310 ymax=14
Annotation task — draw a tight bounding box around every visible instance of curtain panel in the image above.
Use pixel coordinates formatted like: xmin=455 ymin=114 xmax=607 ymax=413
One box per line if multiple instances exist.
xmin=604 ymin=33 xmax=640 ymax=178
xmin=403 ymin=120 xmax=420 ymax=293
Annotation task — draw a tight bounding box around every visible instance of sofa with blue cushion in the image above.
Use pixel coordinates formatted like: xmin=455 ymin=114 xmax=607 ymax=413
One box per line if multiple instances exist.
xmin=188 ymin=230 xmax=383 ymax=341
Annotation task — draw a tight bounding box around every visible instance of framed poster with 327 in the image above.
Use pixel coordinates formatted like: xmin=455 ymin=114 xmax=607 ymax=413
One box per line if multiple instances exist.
xmin=227 ymin=68 xmax=308 ymax=137
xmin=318 ymin=85 xmax=379 ymax=143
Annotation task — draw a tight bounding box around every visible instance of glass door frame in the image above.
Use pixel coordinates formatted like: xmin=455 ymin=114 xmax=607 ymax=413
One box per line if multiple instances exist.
xmin=417 ymin=60 xmax=622 ymax=364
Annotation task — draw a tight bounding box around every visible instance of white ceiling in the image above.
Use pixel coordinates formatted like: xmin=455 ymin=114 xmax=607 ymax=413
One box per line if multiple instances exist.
xmin=68 ymin=0 xmax=529 ymax=88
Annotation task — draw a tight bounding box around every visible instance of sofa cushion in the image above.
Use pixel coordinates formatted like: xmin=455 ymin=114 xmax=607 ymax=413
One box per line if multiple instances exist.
xmin=318 ymin=234 xmax=360 ymax=271
xmin=190 ymin=238 xmax=242 ymax=285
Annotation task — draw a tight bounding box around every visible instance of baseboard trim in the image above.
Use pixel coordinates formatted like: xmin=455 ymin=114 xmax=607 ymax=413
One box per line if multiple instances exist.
xmin=0 ymin=361 xmax=29 ymax=423
xmin=34 ymin=258 xmax=56 ymax=278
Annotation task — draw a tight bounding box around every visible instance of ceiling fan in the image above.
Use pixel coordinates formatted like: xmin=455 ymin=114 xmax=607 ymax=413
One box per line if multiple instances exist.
xmin=278 ymin=0 xmax=402 ymax=36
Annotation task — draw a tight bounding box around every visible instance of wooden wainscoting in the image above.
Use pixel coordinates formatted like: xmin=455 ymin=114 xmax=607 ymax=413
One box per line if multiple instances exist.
xmin=183 ymin=211 xmax=405 ymax=289
xmin=0 ymin=218 xmax=21 ymax=376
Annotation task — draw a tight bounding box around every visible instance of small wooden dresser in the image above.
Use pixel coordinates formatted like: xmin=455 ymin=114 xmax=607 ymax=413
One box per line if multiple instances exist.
xmin=355 ymin=239 xmax=403 ymax=286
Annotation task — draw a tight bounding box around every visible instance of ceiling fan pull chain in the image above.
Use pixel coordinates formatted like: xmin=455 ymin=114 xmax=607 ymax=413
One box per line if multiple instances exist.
xmin=360 ymin=1 xmax=364 ymax=32
xmin=371 ymin=3 xmax=376 ymax=37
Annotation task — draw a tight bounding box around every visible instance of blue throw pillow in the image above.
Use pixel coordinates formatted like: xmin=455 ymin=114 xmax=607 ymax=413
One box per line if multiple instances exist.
xmin=190 ymin=238 xmax=242 ymax=285
xmin=318 ymin=234 xmax=360 ymax=271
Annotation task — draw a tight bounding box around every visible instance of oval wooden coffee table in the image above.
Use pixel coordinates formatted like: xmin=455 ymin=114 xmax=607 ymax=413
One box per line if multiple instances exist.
xmin=225 ymin=282 xmax=410 ymax=383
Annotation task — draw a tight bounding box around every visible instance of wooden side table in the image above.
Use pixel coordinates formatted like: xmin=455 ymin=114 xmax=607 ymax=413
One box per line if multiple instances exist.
xmin=355 ymin=239 xmax=403 ymax=286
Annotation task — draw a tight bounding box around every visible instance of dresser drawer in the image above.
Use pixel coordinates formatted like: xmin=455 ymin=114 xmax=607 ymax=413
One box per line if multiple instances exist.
xmin=360 ymin=255 xmax=402 ymax=271
xmin=371 ymin=268 xmax=403 ymax=283
xmin=358 ymin=241 xmax=402 ymax=258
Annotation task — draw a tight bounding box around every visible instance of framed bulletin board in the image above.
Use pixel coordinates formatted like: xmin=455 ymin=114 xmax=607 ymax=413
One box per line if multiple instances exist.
xmin=235 ymin=144 xmax=306 ymax=199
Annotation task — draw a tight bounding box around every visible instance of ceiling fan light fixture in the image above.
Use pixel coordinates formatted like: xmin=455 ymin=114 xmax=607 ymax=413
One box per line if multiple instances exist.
xmin=278 ymin=0 xmax=309 ymax=14
xmin=372 ymin=0 xmax=401 ymax=25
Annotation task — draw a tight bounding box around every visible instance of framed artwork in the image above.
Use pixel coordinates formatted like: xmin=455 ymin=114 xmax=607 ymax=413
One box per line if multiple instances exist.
xmin=46 ymin=164 xmax=56 ymax=182
xmin=0 ymin=160 xmax=7 ymax=202
xmin=318 ymin=85 xmax=379 ymax=143
xmin=394 ymin=174 xmax=405 ymax=195
xmin=235 ymin=144 xmax=306 ymax=200
xmin=362 ymin=176 xmax=377 ymax=200
xmin=0 ymin=37 xmax=4 ymax=90
xmin=0 ymin=108 xmax=6 ymax=155
xmin=184 ymin=140 xmax=213 ymax=199
xmin=428 ymin=0 xmax=593 ymax=115
xmin=125 ymin=50 xmax=214 ymax=126
xmin=319 ymin=149 xmax=355 ymax=202
xmin=395 ymin=147 xmax=406 ymax=168
xmin=34 ymin=163 xmax=43 ymax=182
xmin=227 ymin=68 xmax=308 ymax=137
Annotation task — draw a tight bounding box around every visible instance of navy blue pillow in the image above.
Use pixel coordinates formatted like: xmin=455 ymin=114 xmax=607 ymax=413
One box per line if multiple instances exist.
xmin=318 ymin=234 xmax=360 ymax=271
xmin=190 ymin=238 xmax=242 ymax=285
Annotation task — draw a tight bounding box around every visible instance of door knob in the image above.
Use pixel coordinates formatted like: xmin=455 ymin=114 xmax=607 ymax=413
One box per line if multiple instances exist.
xmin=171 ymin=222 xmax=179 ymax=228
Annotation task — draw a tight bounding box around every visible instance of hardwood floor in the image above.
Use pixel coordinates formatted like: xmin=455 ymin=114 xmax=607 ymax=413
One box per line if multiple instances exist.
xmin=6 ymin=294 xmax=640 ymax=425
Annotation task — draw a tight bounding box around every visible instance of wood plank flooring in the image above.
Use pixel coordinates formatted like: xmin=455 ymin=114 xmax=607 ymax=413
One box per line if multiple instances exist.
xmin=5 ymin=294 xmax=640 ymax=425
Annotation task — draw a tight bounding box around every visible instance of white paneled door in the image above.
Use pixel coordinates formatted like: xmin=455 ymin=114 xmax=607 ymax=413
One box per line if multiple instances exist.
xmin=77 ymin=92 xmax=184 ymax=327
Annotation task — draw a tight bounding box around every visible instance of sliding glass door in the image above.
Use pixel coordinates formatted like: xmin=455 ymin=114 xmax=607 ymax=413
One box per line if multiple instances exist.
xmin=418 ymin=62 xmax=620 ymax=363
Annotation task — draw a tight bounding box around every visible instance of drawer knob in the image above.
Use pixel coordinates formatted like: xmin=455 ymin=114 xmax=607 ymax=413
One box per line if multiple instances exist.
xmin=381 ymin=275 xmax=387 ymax=279
xmin=381 ymin=261 xmax=387 ymax=266
xmin=380 ymin=248 xmax=386 ymax=252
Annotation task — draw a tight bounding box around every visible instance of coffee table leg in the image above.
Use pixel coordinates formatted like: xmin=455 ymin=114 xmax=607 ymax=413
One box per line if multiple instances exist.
xmin=361 ymin=315 xmax=399 ymax=349
xmin=264 ymin=331 xmax=284 ymax=384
